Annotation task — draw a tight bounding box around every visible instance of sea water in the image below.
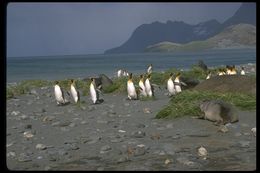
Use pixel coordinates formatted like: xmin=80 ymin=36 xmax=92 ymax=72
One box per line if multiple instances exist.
xmin=6 ymin=49 xmax=256 ymax=83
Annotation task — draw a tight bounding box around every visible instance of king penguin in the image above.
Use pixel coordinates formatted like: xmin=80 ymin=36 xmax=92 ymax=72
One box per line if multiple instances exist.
xmin=240 ymin=66 xmax=245 ymax=75
xmin=127 ymin=73 xmax=138 ymax=100
xmin=54 ymin=81 xmax=67 ymax=105
xmin=145 ymin=74 xmax=154 ymax=97
xmin=174 ymin=72 xmax=184 ymax=93
xmin=70 ymin=79 xmax=80 ymax=103
xmin=139 ymin=74 xmax=147 ymax=97
xmin=230 ymin=65 xmax=237 ymax=75
xmin=147 ymin=64 xmax=153 ymax=74
xmin=206 ymin=71 xmax=211 ymax=80
xmin=167 ymin=73 xmax=176 ymax=96
xmin=90 ymin=78 xmax=102 ymax=104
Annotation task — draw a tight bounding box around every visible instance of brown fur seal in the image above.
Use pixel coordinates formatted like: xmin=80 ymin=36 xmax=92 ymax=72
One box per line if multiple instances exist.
xmin=198 ymin=100 xmax=239 ymax=125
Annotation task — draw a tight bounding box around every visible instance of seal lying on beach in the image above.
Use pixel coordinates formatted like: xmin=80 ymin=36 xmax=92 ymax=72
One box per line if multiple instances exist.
xmin=197 ymin=99 xmax=239 ymax=125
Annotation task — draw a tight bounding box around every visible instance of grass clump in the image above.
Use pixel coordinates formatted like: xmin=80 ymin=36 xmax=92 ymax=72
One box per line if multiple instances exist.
xmin=6 ymin=80 xmax=52 ymax=99
xmin=156 ymin=90 xmax=256 ymax=119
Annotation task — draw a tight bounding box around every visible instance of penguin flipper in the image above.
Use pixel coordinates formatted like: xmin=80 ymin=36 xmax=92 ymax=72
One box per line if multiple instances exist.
xmin=96 ymin=89 xmax=103 ymax=95
xmin=77 ymin=90 xmax=80 ymax=102
xmin=180 ymin=81 xmax=187 ymax=86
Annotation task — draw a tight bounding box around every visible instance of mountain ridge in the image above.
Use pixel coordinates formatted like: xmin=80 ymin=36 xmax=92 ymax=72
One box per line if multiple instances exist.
xmin=105 ymin=3 xmax=256 ymax=54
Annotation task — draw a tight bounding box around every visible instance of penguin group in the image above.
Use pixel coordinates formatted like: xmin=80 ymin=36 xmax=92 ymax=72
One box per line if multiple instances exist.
xmin=54 ymin=63 xmax=246 ymax=105
xmin=208 ymin=64 xmax=246 ymax=80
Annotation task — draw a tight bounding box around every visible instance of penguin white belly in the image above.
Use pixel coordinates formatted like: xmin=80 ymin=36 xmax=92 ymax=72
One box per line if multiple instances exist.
xmin=54 ymin=85 xmax=65 ymax=104
xmin=127 ymin=82 xmax=137 ymax=99
xmin=167 ymin=79 xmax=175 ymax=95
xmin=145 ymin=79 xmax=152 ymax=97
xmin=117 ymin=70 xmax=122 ymax=77
xmin=71 ymin=85 xmax=78 ymax=103
xmin=139 ymin=81 xmax=147 ymax=96
xmin=90 ymin=84 xmax=97 ymax=103
xmin=147 ymin=67 xmax=152 ymax=74
xmin=241 ymin=70 xmax=245 ymax=75
xmin=174 ymin=79 xmax=182 ymax=93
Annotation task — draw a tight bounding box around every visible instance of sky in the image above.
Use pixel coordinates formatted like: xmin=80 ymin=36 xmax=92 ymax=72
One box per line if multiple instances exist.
xmin=7 ymin=2 xmax=242 ymax=57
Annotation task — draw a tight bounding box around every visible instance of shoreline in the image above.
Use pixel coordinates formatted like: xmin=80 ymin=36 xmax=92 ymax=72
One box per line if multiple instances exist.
xmin=6 ymin=62 xmax=256 ymax=85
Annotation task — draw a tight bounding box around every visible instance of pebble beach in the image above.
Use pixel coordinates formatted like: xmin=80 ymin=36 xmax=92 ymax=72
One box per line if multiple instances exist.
xmin=6 ymin=63 xmax=256 ymax=171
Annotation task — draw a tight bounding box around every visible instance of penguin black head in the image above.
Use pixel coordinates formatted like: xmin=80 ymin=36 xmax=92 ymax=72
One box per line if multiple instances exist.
xmin=71 ymin=79 xmax=75 ymax=83
xmin=176 ymin=72 xmax=181 ymax=78
xmin=55 ymin=81 xmax=59 ymax=85
xmin=169 ymin=72 xmax=173 ymax=77
xmin=129 ymin=73 xmax=133 ymax=79
xmin=147 ymin=74 xmax=151 ymax=79
xmin=241 ymin=66 xmax=244 ymax=70
xmin=140 ymin=74 xmax=143 ymax=78
xmin=90 ymin=78 xmax=94 ymax=82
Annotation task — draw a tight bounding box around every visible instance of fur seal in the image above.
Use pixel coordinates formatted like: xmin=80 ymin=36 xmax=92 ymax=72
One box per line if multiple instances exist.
xmin=198 ymin=99 xmax=239 ymax=125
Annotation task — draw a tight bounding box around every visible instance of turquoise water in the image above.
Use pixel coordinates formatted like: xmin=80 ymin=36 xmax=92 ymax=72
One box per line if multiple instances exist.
xmin=7 ymin=49 xmax=256 ymax=83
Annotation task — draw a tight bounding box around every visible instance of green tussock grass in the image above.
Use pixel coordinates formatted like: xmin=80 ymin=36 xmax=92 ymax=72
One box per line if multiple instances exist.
xmin=156 ymin=90 xmax=256 ymax=119
xmin=6 ymin=80 xmax=52 ymax=99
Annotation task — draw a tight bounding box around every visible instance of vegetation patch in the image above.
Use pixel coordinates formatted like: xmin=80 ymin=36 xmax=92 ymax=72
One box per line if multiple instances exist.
xmin=156 ymin=90 xmax=256 ymax=119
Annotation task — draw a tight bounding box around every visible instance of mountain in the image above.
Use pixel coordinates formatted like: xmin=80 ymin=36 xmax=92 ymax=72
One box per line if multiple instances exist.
xmin=145 ymin=24 xmax=256 ymax=53
xmin=105 ymin=3 xmax=256 ymax=54
xmin=222 ymin=3 xmax=256 ymax=28
xmin=105 ymin=20 xmax=222 ymax=54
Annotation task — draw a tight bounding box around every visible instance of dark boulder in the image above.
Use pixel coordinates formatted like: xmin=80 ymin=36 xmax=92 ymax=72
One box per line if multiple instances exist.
xmin=197 ymin=60 xmax=208 ymax=71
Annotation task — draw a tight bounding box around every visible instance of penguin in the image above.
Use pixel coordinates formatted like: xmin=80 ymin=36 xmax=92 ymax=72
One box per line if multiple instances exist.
xmin=123 ymin=70 xmax=129 ymax=77
xmin=174 ymin=72 xmax=187 ymax=93
xmin=70 ymin=79 xmax=80 ymax=103
xmin=117 ymin=69 xmax=123 ymax=78
xmin=138 ymin=74 xmax=147 ymax=97
xmin=54 ymin=81 xmax=67 ymax=105
xmin=218 ymin=68 xmax=226 ymax=76
xmin=145 ymin=74 xmax=154 ymax=97
xmin=230 ymin=65 xmax=237 ymax=75
xmin=127 ymin=73 xmax=138 ymax=100
xmin=147 ymin=64 xmax=153 ymax=74
xmin=90 ymin=78 xmax=102 ymax=104
xmin=240 ymin=66 xmax=245 ymax=75
xmin=226 ymin=65 xmax=231 ymax=75
xmin=206 ymin=71 xmax=211 ymax=80
xmin=167 ymin=73 xmax=176 ymax=96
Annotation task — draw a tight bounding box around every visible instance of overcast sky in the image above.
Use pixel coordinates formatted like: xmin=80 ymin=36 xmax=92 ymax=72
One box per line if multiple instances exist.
xmin=7 ymin=2 xmax=242 ymax=57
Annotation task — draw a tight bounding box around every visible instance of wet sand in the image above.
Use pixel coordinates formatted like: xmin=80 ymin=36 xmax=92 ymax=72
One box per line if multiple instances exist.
xmin=6 ymin=86 xmax=256 ymax=171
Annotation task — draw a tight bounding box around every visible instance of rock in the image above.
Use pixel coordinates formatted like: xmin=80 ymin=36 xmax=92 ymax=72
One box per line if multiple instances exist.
xmin=23 ymin=131 xmax=34 ymax=139
xmin=166 ymin=123 xmax=174 ymax=129
xmin=177 ymin=157 xmax=195 ymax=166
xmin=7 ymin=151 xmax=16 ymax=158
xmin=36 ymin=144 xmax=47 ymax=150
xmin=68 ymin=143 xmax=79 ymax=150
xmin=235 ymin=132 xmax=242 ymax=137
xmin=69 ymin=122 xmax=76 ymax=127
xmin=24 ymin=124 xmax=32 ymax=129
xmin=51 ymin=121 xmax=61 ymax=127
xmin=20 ymin=115 xmax=29 ymax=120
xmin=29 ymin=89 xmax=38 ymax=95
xmin=165 ymin=159 xmax=172 ymax=165
xmin=151 ymin=133 xmax=161 ymax=140
xmin=99 ymin=74 xmax=113 ymax=88
xmin=117 ymin=156 xmax=129 ymax=163
xmin=218 ymin=125 xmax=229 ymax=133
xmin=11 ymin=111 xmax=20 ymax=116
xmin=136 ymin=123 xmax=146 ymax=128
xmin=42 ymin=116 xmax=56 ymax=122
xmin=18 ymin=153 xmax=32 ymax=162
xmin=143 ymin=108 xmax=151 ymax=114
xmin=100 ymin=145 xmax=112 ymax=154
xmin=58 ymin=149 xmax=68 ymax=156
xmin=134 ymin=145 xmax=146 ymax=156
xmin=131 ymin=131 xmax=146 ymax=138
xmin=80 ymin=121 xmax=87 ymax=125
xmin=60 ymin=121 xmax=71 ymax=127
xmin=97 ymin=120 xmax=108 ymax=124
xmin=88 ymin=105 xmax=97 ymax=111
xmin=197 ymin=60 xmax=208 ymax=71
xmin=198 ymin=146 xmax=208 ymax=159
xmin=239 ymin=141 xmax=250 ymax=148
xmin=118 ymin=130 xmax=126 ymax=133
xmin=251 ymin=127 xmax=256 ymax=137
xmin=124 ymin=103 xmax=130 ymax=107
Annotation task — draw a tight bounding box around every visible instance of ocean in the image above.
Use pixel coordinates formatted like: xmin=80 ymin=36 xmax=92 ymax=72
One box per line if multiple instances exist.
xmin=7 ymin=49 xmax=256 ymax=83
